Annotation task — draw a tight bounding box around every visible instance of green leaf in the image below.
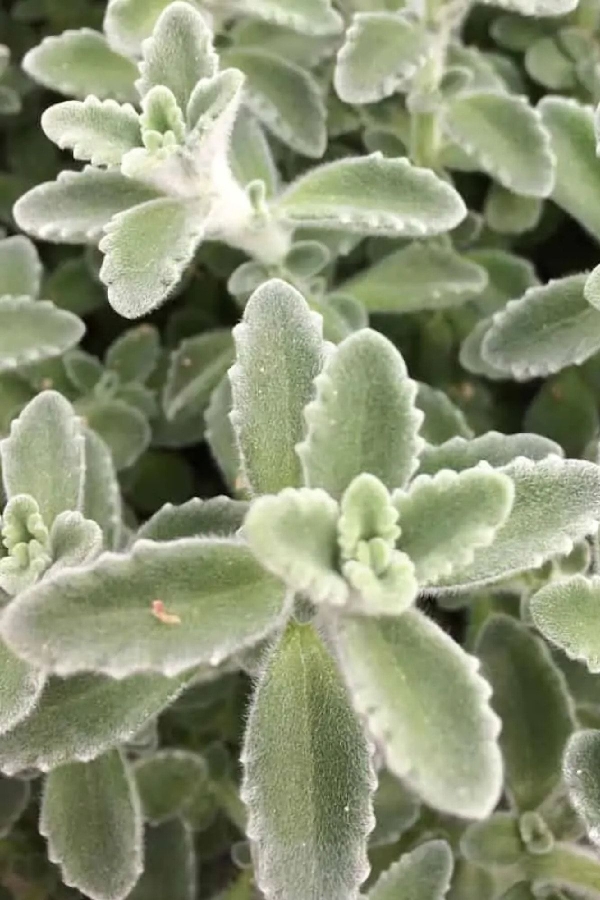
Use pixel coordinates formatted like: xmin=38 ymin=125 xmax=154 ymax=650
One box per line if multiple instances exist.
xmin=0 ymin=774 xmax=29 ymax=837
xmin=2 ymin=538 xmax=287 ymax=677
xmin=244 ymin=487 xmax=347 ymax=605
xmin=525 ymin=370 xmax=599 ymax=459
xmin=229 ymin=279 xmax=324 ymax=495
xmin=297 ymin=329 xmax=423 ymax=499
xmin=367 ymin=840 xmax=453 ymax=900
xmin=484 ymin=184 xmax=542 ymax=234
xmin=370 ymin=770 xmax=420 ymax=847
xmin=417 ymin=431 xmax=562 ymax=476
xmin=1 ymin=392 xmax=85 ymax=527
xmin=482 ymin=274 xmax=600 ymax=380
xmin=82 ymin=429 xmax=122 ymax=550
xmin=467 ymin=248 xmax=539 ymax=317
xmin=539 ymin=97 xmax=600 ymax=242
xmin=477 ymin=615 xmax=575 ymax=812
xmin=0 ymin=297 xmax=84 ymax=373
xmin=275 ymin=154 xmax=466 ymax=236
xmin=80 ymin=398 xmax=151 ymax=471
xmin=205 ymin=375 xmax=241 ymax=491
xmin=99 ymin=198 xmax=205 ymax=319
xmin=415 ymin=383 xmax=473 ymax=444
xmin=0 ymin=671 xmax=192 ymax=774
xmin=223 ymin=47 xmax=326 ymax=158
xmin=0 ymin=236 xmax=42 ymax=298
xmin=440 ymin=457 xmax=600 ymax=590
xmin=229 ymin=110 xmax=279 ymax=196
xmin=460 ymin=318 xmax=507 ymax=382
xmin=461 ymin=813 xmax=524 ymax=866
xmin=393 ymin=465 xmax=514 ymax=586
xmin=134 ymin=750 xmax=207 ymax=823
xmin=137 ymin=497 xmax=247 ymax=542
xmin=227 ymin=0 xmax=342 ymax=35
xmin=0 ymin=641 xmax=45 ymax=736
xmin=49 ymin=511 xmax=103 ymax=571
xmin=563 ymin=729 xmax=600 ymax=846
xmin=334 ymin=12 xmax=430 ymax=105
xmin=128 ymin=819 xmax=195 ymax=900
xmin=163 ymin=330 xmax=234 ymax=421
xmin=22 ymin=29 xmax=138 ymax=102
xmin=333 ymin=609 xmax=502 ymax=818
xmin=103 ymin=0 xmax=190 ymax=56
xmin=241 ymin=621 xmax=375 ymax=900
xmin=531 ymin=576 xmax=600 ymax=672
xmin=14 ymin=168 xmax=161 ymax=244
xmin=480 ymin=0 xmax=576 ymax=14
xmin=136 ymin=2 xmax=217 ymax=112
xmin=445 ymin=92 xmax=555 ymax=197
xmin=40 ymin=750 xmax=143 ymax=900
xmin=339 ymin=242 xmax=487 ymax=314
xmin=42 ymin=97 xmax=141 ymax=167
xmin=106 ymin=326 xmax=160 ymax=385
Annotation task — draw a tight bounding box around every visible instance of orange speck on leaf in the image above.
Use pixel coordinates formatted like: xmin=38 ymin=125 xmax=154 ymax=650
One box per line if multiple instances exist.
xmin=151 ymin=599 xmax=181 ymax=625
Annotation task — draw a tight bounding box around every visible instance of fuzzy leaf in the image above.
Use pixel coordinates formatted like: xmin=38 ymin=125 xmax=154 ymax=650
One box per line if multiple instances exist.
xmin=480 ymin=0 xmax=576 ymax=14
xmin=1 ymin=392 xmax=85 ymax=527
xmin=393 ymin=465 xmax=514 ymax=586
xmin=298 ymin=329 xmax=423 ymax=499
xmin=229 ymin=110 xmax=279 ymax=196
xmin=370 ymin=770 xmax=420 ymax=848
xmin=137 ymin=497 xmax=247 ymax=542
xmin=340 ymin=242 xmax=487 ymax=314
xmin=0 ymin=641 xmax=45 ymax=737
xmin=484 ymin=184 xmax=542 ymax=234
xmin=275 ymin=154 xmax=466 ymax=236
xmin=241 ymin=621 xmax=375 ymax=900
xmin=0 ymin=297 xmax=84 ymax=373
xmin=333 ymin=609 xmax=502 ymax=818
xmin=563 ymin=730 xmax=600 ymax=847
xmin=137 ymin=3 xmax=217 ymax=111
xmin=14 ymin=168 xmax=161 ymax=244
xmin=0 ymin=774 xmax=29 ymax=837
xmin=128 ymin=819 xmax=195 ymax=900
xmin=164 ymin=330 xmax=234 ymax=421
xmin=40 ymin=750 xmax=143 ymax=900
xmin=439 ymin=457 xmax=600 ymax=590
xmin=367 ymin=840 xmax=453 ymax=900
xmin=227 ymin=0 xmax=342 ymax=35
xmin=82 ymin=429 xmax=122 ymax=550
xmin=134 ymin=750 xmax=207 ymax=823
xmin=539 ymin=98 xmax=600 ymax=242
xmin=417 ymin=432 xmax=562 ymax=476
xmin=0 ymin=671 xmax=192 ymax=774
xmin=104 ymin=0 xmax=182 ymax=55
xmin=80 ymin=398 xmax=150 ymax=471
xmin=446 ymin=92 xmax=555 ymax=197
xmin=42 ymin=97 xmax=141 ymax=167
xmin=477 ymin=615 xmax=575 ymax=812
xmin=334 ymin=12 xmax=430 ymax=105
xmin=23 ymin=30 xmax=138 ymax=102
xmin=49 ymin=511 xmax=103 ymax=572
xmin=106 ymin=326 xmax=160 ymax=384
xmin=415 ymin=384 xmax=473 ymax=444
xmin=1 ymin=538 xmax=287 ymax=678
xmin=99 ymin=198 xmax=205 ymax=319
xmin=482 ymin=274 xmax=600 ymax=380
xmin=0 ymin=236 xmax=42 ymax=297
xmin=229 ymin=279 xmax=324 ymax=495
xmin=461 ymin=813 xmax=524 ymax=866
xmin=531 ymin=576 xmax=600 ymax=673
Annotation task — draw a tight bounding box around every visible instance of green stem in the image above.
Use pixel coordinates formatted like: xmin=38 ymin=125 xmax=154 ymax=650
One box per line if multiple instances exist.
xmin=524 ymin=843 xmax=600 ymax=896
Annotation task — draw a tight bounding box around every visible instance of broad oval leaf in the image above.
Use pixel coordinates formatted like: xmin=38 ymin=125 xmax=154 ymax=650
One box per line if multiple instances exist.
xmin=415 ymin=383 xmax=474 ymax=445
xmin=0 ymin=236 xmax=42 ymax=298
xmin=0 ymin=297 xmax=84 ymax=373
xmin=241 ymin=621 xmax=375 ymax=900
xmin=477 ymin=615 xmax=575 ymax=812
xmin=1 ymin=538 xmax=288 ymax=678
xmin=339 ymin=242 xmax=487 ymax=314
xmin=367 ymin=840 xmax=453 ymax=900
xmin=445 ymin=92 xmax=555 ymax=197
xmin=229 ymin=279 xmax=324 ymax=495
xmin=106 ymin=325 xmax=160 ymax=384
xmin=484 ymin=184 xmax=542 ymax=235
xmin=227 ymin=0 xmax=342 ymax=35
xmin=42 ymin=97 xmax=141 ymax=167
xmin=482 ymin=274 xmax=600 ymax=380
xmin=333 ymin=609 xmax=503 ymax=818
xmin=563 ymin=729 xmax=600 ymax=846
xmin=417 ymin=432 xmax=562 ymax=476
xmin=298 ymin=329 xmax=423 ymax=499
xmin=275 ymin=154 xmax=466 ymax=237
xmin=229 ymin=110 xmax=279 ymax=196
xmin=163 ymin=330 xmax=234 ymax=421
xmin=79 ymin=398 xmax=151 ymax=471
xmin=134 ymin=749 xmax=207 ymax=824
xmin=128 ymin=819 xmax=195 ymax=900
xmin=40 ymin=750 xmax=143 ymax=900
xmin=14 ymin=168 xmax=161 ymax=245
xmin=461 ymin=813 xmax=524 ymax=866
xmin=531 ymin=576 xmax=600 ymax=672
xmin=104 ymin=0 xmax=185 ymax=56
xmin=82 ymin=429 xmax=122 ymax=550
xmin=23 ymin=29 xmax=138 ymax=102
xmin=137 ymin=497 xmax=247 ymax=542
xmin=393 ymin=465 xmax=514 ymax=586
xmin=0 ymin=640 xmax=45 ymax=737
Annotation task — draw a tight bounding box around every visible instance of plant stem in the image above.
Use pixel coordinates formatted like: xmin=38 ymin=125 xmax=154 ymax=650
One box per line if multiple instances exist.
xmin=524 ymin=843 xmax=600 ymax=896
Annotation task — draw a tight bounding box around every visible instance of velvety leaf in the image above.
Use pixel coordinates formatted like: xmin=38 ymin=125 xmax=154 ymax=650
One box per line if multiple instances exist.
xmin=49 ymin=511 xmax=103 ymax=571
xmin=466 ymin=248 xmax=539 ymax=317
xmin=446 ymin=92 xmax=555 ymax=197
xmin=103 ymin=0 xmax=184 ymax=56
xmin=1 ymin=538 xmax=288 ymax=677
xmin=0 ymin=670 xmax=192 ymax=774
xmin=333 ymin=609 xmax=502 ymax=818
xmin=415 ymin=383 xmax=473 ymax=444
xmin=0 ymin=297 xmax=84 ymax=373
xmin=0 ymin=236 xmax=42 ymax=297
xmin=137 ymin=497 xmax=247 ymax=542
xmin=417 ymin=432 xmax=562 ymax=476
xmin=229 ymin=279 xmax=324 ymax=495
xmin=477 ymin=615 xmax=575 ymax=811
xmin=23 ymin=29 xmax=138 ymax=102
xmin=484 ymin=184 xmax=542 ymax=234
xmin=82 ymin=429 xmax=122 ymax=550
xmin=241 ymin=621 xmax=375 ymax=900
xmin=229 ymin=110 xmax=279 ymax=196
xmin=525 ymin=369 xmax=599 ymax=459
xmin=137 ymin=3 xmax=217 ymax=111
xmin=40 ymin=750 xmax=143 ymax=900
xmin=0 ymin=774 xmax=30 ymax=836
xmin=482 ymin=274 xmax=600 ymax=380
xmin=14 ymin=168 xmax=161 ymax=244
xmin=460 ymin=317 xmax=508 ymax=381
xmin=461 ymin=813 xmax=524 ymax=866
xmin=334 ymin=12 xmax=430 ymax=105
xmin=99 ymin=198 xmax=205 ymax=319
xmin=298 ymin=329 xmax=423 ymax=499
xmin=106 ymin=326 xmax=160 ymax=385
xmin=539 ymin=97 xmax=600 ymax=242
xmin=0 ymin=641 xmax=45 ymax=736
xmin=480 ymin=0 xmax=576 ymax=14
xmin=164 ymin=330 xmax=234 ymax=420
xmin=339 ymin=242 xmax=487 ymax=314
xmin=563 ymin=729 xmax=600 ymax=846
xmin=128 ymin=819 xmax=195 ymax=900
xmin=42 ymin=97 xmax=141 ymax=167
xmin=437 ymin=456 xmax=600 ymax=590
xmin=228 ymin=0 xmax=342 ymax=35
xmin=531 ymin=576 xmax=600 ymax=672
xmin=205 ymin=375 xmax=241 ymax=491
xmin=224 ymin=47 xmax=326 ymax=158
xmin=134 ymin=749 xmax=208 ymax=823
xmin=275 ymin=154 xmax=466 ymax=236
xmin=80 ymin=398 xmax=151 ymax=471
xmin=393 ymin=465 xmax=514 ymax=585
xmin=370 ymin=770 xmax=420 ymax=848
xmin=1 ymin=391 xmax=85 ymax=527
xmin=367 ymin=840 xmax=453 ymax=900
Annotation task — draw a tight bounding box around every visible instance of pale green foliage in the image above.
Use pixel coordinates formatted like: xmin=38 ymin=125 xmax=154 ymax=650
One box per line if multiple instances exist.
xmin=563 ymin=730 xmax=600 ymax=847
xmin=367 ymin=840 xmax=454 ymax=900
xmin=532 ymin=576 xmax=600 ymax=671
xmin=0 ymin=297 xmax=84 ymax=373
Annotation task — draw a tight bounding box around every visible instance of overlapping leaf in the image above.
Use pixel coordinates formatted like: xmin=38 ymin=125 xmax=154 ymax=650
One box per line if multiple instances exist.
xmin=42 ymin=96 xmax=141 ymax=167
xmin=417 ymin=432 xmax=562 ymax=476
xmin=0 ymin=297 xmax=84 ymax=373
xmin=367 ymin=841 xmax=453 ymax=900
xmin=0 ymin=236 xmax=42 ymax=297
